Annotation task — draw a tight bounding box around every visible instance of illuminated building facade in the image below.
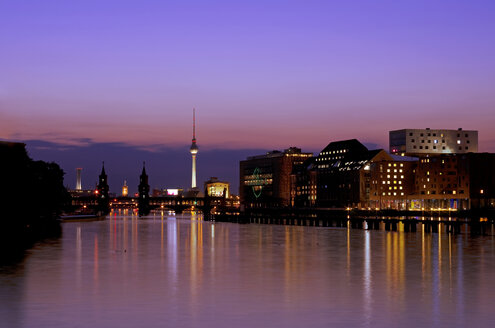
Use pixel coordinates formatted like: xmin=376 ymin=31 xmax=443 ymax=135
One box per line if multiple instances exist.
xmin=390 ymin=128 xmax=478 ymax=156
xmin=368 ymin=153 xmax=495 ymax=210
xmin=204 ymin=177 xmax=230 ymax=198
xmin=240 ymin=147 xmax=312 ymax=208
xmin=291 ymin=157 xmax=317 ymax=207
xmin=413 ymin=153 xmax=495 ymax=210
xmin=369 ymin=157 xmax=417 ymax=209
xmin=316 ymin=139 xmax=391 ymax=208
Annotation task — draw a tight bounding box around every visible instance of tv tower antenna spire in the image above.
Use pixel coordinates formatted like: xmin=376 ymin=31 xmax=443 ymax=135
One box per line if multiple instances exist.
xmin=189 ymin=108 xmax=198 ymax=189
xmin=193 ymin=108 xmax=196 ymax=141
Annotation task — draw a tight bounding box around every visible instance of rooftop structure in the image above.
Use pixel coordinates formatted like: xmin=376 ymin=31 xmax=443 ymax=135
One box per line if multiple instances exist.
xmin=390 ymin=128 xmax=478 ymax=156
xmin=315 ymin=139 xmax=391 ymax=208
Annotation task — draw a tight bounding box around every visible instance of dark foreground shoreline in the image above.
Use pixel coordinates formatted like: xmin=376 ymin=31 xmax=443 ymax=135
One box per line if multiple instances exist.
xmin=0 ymin=217 xmax=61 ymax=264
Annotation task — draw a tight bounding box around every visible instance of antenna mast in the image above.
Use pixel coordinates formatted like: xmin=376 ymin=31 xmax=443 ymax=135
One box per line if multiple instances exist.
xmin=193 ymin=108 xmax=196 ymax=141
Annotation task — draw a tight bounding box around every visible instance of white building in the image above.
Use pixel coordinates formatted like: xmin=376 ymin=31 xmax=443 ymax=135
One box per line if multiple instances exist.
xmin=389 ymin=128 xmax=478 ymax=156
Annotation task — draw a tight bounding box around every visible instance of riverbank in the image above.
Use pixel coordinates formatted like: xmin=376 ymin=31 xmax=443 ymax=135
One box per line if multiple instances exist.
xmin=209 ymin=211 xmax=495 ymax=235
xmin=0 ymin=216 xmax=61 ymax=264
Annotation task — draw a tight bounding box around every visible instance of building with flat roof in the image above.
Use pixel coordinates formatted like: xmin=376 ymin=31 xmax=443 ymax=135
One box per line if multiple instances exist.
xmin=240 ymin=147 xmax=313 ymax=208
xmin=390 ymin=128 xmax=478 ymax=156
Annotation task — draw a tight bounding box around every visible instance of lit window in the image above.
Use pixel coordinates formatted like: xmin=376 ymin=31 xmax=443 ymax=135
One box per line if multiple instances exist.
xmin=400 ymin=163 xmax=403 ymax=167
xmin=399 ymin=169 xmax=403 ymax=173
xmin=457 ymin=140 xmax=461 ymax=144
xmin=401 ymin=192 xmax=404 ymax=196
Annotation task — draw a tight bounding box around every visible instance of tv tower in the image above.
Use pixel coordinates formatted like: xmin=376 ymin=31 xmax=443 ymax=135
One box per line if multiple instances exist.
xmin=189 ymin=108 xmax=198 ymax=189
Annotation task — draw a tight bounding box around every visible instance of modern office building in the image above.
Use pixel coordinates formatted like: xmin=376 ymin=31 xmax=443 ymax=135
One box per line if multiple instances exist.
xmin=204 ymin=177 xmax=230 ymax=198
xmin=240 ymin=147 xmax=313 ymax=208
xmin=315 ymin=139 xmax=391 ymax=208
xmin=389 ymin=128 xmax=478 ymax=156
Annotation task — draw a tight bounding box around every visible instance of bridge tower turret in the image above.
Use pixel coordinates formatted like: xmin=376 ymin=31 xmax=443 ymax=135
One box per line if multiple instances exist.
xmin=138 ymin=162 xmax=150 ymax=216
xmin=96 ymin=162 xmax=110 ymax=215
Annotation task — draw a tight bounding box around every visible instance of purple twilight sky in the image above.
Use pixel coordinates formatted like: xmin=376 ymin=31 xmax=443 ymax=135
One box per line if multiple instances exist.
xmin=1 ymin=0 xmax=495 ymax=192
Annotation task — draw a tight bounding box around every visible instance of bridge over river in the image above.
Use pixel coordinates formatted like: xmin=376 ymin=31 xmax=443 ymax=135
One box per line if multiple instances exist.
xmin=71 ymin=195 xmax=237 ymax=214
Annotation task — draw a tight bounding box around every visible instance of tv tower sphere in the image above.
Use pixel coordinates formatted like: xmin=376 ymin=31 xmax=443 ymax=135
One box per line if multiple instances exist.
xmin=190 ymin=109 xmax=198 ymax=188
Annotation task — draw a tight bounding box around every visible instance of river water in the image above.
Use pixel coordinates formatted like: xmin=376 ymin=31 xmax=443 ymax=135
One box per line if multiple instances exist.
xmin=1 ymin=211 xmax=494 ymax=328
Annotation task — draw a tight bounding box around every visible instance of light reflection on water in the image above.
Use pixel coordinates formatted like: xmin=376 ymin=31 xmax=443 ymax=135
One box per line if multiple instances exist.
xmin=1 ymin=212 xmax=495 ymax=328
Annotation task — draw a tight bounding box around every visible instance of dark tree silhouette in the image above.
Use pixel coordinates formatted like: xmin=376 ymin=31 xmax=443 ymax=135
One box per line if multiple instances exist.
xmin=0 ymin=141 xmax=69 ymax=258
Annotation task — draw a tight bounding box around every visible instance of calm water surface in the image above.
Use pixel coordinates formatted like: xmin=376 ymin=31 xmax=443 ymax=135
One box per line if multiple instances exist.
xmin=1 ymin=212 xmax=494 ymax=328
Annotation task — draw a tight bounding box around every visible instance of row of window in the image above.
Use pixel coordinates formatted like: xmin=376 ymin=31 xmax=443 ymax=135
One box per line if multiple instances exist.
xmin=409 ymin=132 xmax=470 ymax=138
xmin=412 ymin=145 xmax=470 ymax=150
xmin=410 ymin=139 xmax=471 ymax=144
xmin=420 ymin=190 xmax=465 ymax=195
xmin=382 ymin=192 xmax=405 ymax=196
